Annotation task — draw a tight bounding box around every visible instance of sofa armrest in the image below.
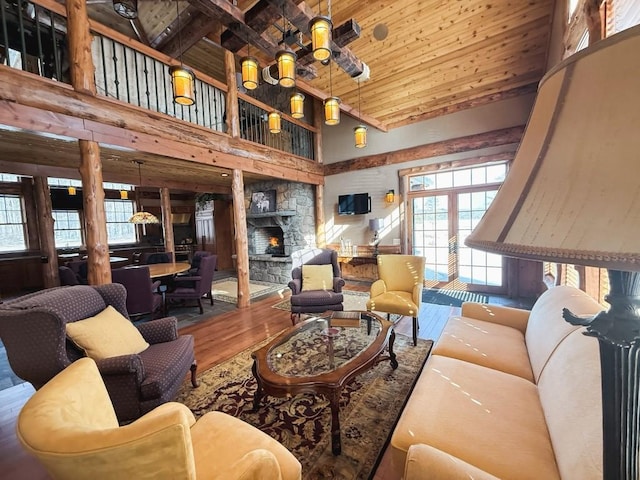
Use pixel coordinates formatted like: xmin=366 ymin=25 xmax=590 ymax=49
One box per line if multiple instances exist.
xmin=405 ymin=444 xmax=500 ymax=480
xmin=333 ymin=277 xmax=345 ymax=292
xmin=94 ymin=355 xmax=145 ymax=384
xmin=460 ymin=302 xmax=530 ymax=333
xmin=137 ymin=317 xmax=179 ymax=344
xmin=288 ymin=279 xmax=302 ymax=295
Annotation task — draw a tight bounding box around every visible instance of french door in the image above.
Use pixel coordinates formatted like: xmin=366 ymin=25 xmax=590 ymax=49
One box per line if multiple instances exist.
xmin=409 ymin=164 xmax=507 ymax=294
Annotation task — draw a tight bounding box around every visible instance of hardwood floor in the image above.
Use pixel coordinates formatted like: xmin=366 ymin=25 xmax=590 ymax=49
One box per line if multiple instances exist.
xmin=0 ymin=283 xmax=454 ymax=480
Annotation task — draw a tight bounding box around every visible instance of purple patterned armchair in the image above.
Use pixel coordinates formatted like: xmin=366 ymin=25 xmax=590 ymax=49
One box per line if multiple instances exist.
xmin=0 ymin=284 xmax=198 ymax=422
xmin=111 ymin=266 xmax=164 ymax=319
xmin=288 ymin=248 xmax=345 ymax=324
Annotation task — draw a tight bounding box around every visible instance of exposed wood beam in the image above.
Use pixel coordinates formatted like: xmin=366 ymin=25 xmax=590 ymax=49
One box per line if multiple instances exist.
xmin=324 ymin=126 xmax=526 ymax=176
xmin=397 ymin=151 xmax=517 ymax=177
xmin=153 ymin=5 xmax=216 ymax=56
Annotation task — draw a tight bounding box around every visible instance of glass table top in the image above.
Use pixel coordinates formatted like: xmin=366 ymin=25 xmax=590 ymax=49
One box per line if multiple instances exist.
xmin=267 ymin=312 xmax=383 ymax=377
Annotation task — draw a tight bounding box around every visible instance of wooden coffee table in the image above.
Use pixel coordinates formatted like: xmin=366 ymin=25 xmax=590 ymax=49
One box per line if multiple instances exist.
xmin=251 ymin=311 xmax=397 ymax=455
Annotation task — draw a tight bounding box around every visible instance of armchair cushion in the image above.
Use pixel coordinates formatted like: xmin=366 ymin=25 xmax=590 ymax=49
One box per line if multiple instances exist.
xmin=301 ymin=264 xmax=334 ymax=291
xmin=65 ymin=305 xmax=149 ymax=360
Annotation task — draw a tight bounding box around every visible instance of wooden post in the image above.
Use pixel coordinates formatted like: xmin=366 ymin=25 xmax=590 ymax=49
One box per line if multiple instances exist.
xmin=66 ymin=0 xmax=110 ymax=285
xmin=225 ymin=50 xmax=240 ymax=138
xmin=313 ymin=98 xmax=324 ymax=164
xmin=33 ymin=177 xmax=59 ymax=288
xmin=315 ymin=184 xmax=325 ymax=247
xmin=160 ymin=187 xmax=175 ymax=257
xmin=232 ymin=169 xmax=250 ymax=308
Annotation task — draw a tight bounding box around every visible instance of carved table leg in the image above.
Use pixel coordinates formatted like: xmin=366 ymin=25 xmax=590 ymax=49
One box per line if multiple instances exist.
xmin=251 ymin=359 xmax=264 ymax=411
xmin=329 ymin=389 xmax=342 ymax=455
xmin=389 ymin=329 xmax=398 ymax=369
xmin=190 ymin=362 xmax=199 ymax=387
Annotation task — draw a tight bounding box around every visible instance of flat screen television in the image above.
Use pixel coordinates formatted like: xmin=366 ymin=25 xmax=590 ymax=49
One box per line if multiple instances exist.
xmin=338 ymin=193 xmax=371 ymax=215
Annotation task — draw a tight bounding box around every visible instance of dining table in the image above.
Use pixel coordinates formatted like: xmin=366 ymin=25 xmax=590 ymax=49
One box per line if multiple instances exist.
xmin=125 ymin=261 xmax=191 ymax=278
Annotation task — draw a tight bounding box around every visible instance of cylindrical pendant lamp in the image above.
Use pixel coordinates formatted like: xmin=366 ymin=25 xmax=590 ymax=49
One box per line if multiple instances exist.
xmin=309 ymin=16 xmax=332 ymax=62
xmin=240 ymin=56 xmax=259 ymax=90
xmin=354 ymin=125 xmax=367 ymax=148
xmin=290 ymin=92 xmax=305 ymax=118
xmin=268 ymin=112 xmax=282 ymax=133
xmin=276 ymin=48 xmax=297 ymax=88
xmin=324 ymin=96 xmax=340 ymax=125
xmin=169 ymin=65 xmax=196 ymax=106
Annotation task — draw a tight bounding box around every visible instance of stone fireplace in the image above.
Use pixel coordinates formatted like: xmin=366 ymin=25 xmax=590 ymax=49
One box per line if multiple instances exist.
xmin=244 ymin=180 xmax=316 ymax=284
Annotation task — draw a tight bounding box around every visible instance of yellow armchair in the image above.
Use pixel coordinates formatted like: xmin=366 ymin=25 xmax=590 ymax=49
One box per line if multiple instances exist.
xmin=366 ymin=254 xmax=425 ymax=345
xmin=16 ymin=358 xmax=302 ymax=480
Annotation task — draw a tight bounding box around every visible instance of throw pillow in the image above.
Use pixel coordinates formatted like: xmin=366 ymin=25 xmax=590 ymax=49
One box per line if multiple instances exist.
xmin=66 ymin=305 xmax=149 ymax=360
xmin=302 ymin=264 xmax=334 ymax=291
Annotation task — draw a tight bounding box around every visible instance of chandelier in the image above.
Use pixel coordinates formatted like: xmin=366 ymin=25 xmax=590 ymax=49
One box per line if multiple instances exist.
xmin=128 ymin=161 xmax=159 ymax=225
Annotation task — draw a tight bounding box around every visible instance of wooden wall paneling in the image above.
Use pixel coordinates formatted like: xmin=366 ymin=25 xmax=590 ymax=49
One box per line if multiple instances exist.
xmin=232 ymin=169 xmax=250 ymax=308
xmin=213 ymin=199 xmax=234 ymax=270
xmin=32 ymin=177 xmax=58 ymax=288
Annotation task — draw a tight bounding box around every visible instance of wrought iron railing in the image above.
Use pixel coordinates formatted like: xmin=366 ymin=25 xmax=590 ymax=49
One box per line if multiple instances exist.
xmin=1 ymin=0 xmax=316 ymax=159
xmin=239 ymin=99 xmax=315 ymax=160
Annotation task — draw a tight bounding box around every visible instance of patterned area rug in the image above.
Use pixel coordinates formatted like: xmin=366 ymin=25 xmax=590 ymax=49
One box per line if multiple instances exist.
xmin=176 ymin=334 xmax=433 ymax=480
xmin=212 ymin=278 xmax=287 ymax=303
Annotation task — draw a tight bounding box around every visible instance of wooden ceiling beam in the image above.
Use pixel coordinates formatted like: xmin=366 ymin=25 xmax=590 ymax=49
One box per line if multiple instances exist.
xmin=153 ymin=5 xmax=219 ymax=57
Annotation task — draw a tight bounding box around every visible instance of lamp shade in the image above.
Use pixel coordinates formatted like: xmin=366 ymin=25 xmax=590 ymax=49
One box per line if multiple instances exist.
xmin=67 ymin=186 xmax=77 ymax=196
xmin=128 ymin=211 xmax=160 ymax=224
xmin=268 ymin=112 xmax=281 ymax=134
xmin=169 ymin=65 xmax=196 ymax=106
xmin=369 ymin=218 xmax=382 ymax=232
xmin=276 ymin=48 xmax=296 ymax=88
xmin=240 ymin=56 xmax=259 ymax=90
xmin=309 ymin=16 xmax=332 ymax=62
xmin=120 ymin=190 xmax=128 ymax=200
xmin=290 ymin=92 xmax=305 ymax=118
xmin=354 ymin=125 xmax=367 ymax=148
xmin=465 ymin=25 xmax=640 ymax=272
xmin=324 ymin=96 xmax=341 ymax=125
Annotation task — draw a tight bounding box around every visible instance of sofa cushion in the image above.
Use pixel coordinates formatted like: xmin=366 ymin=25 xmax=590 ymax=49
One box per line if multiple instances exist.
xmin=66 ymin=306 xmax=149 ymax=360
xmin=391 ymin=355 xmax=560 ymax=480
xmin=537 ymin=329 xmax=602 ymax=479
xmin=525 ymin=285 xmax=601 ymax=382
xmin=301 ymin=264 xmax=334 ymax=291
xmin=432 ymin=316 xmax=534 ymax=381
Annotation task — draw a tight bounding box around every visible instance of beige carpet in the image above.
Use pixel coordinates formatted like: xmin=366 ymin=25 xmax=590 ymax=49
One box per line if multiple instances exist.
xmin=212 ymin=278 xmax=286 ymax=303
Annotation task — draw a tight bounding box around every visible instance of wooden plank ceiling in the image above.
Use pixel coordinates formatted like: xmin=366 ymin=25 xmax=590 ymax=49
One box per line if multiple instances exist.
xmin=84 ymin=0 xmax=555 ymax=129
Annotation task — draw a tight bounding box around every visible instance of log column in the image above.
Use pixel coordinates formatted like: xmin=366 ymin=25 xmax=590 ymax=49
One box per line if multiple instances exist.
xmin=33 ymin=177 xmax=59 ymax=288
xmin=224 ymin=50 xmax=240 ymax=138
xmin=160 ymin=187 xmax=175 ymax=256
xmin=232 ymin=169 xmax=249 ymax=308
xmin=66 ymin=0 xmax=110 ymax=284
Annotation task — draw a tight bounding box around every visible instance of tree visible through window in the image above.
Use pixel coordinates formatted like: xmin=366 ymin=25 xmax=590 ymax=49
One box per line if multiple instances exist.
xmin=105 ymin=199 xmax=136 ymax=244
xmin=53 ymin=210 xmax=83 ymax=248
xmin=0 ymin=194 xmax=26 ymax=252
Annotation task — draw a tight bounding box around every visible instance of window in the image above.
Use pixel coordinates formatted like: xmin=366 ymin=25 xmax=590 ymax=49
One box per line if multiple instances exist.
xmin=105 ymin=199 xmax=136 ymax=244
xmin=0 ymin=194 xmax=26 ymax=252
xmin=53 ymin=210 xmax=83 ymax=248
xmin=410 ymin=163 xmax=507 ymax=192
xmin=0 ymin=174 xmax=20 ymax=182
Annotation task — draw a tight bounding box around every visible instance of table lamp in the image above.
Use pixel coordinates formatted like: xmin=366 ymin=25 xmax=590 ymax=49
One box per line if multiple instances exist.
xmin=465 ymin=25 xmax=640 ymax=480
xmin=368 ymin=218 xmax=382 ymax=256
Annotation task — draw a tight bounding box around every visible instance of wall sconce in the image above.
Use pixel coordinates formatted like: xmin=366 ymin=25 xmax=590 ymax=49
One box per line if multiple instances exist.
xmin=120 ymin=190 xmax=129 ymax=200
xmin=385 ymin=189 xmax=395 ymax=203
xmin=67 ymin=186 xmax=77 ymax=196
xmin=268 ymin=111 xmax=282 ymax=134
xmin=290 ymin=92 xmax=305 ymax=118
xmin=240 ymin=56 xmax=259 ymax=90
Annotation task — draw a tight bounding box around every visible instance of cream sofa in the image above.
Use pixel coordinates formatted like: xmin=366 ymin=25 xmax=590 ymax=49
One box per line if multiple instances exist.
xmin=390 ymin=285 xmax=604 ymax=479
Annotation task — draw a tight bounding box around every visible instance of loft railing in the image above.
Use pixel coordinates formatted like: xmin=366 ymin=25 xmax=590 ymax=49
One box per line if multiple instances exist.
xmin=239 ymin=99 xmax=315 ymax=160
xmin=0 ymin=0 xmax=316 ymax=159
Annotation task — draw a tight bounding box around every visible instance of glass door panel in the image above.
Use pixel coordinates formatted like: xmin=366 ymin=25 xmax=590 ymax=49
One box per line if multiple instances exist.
xmin=412 ymin=195 xmax=450 ymax=284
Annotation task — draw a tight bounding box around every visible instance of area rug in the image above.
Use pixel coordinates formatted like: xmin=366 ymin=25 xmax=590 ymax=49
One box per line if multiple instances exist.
xmin=176 ymin=334 xmax=433 ymax=480
xmin=212 ymin=278 xmax=286 ymax=303
xmin=272 ymin=290 xmax=370 ymax=312
xmin=422 ymin=288 xmax=488 ymax=307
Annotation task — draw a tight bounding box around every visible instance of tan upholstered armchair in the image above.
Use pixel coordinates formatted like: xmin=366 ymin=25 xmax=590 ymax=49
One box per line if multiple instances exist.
xmin=366 ymin=254 xmax=425 ymax=346
xmin=17 ymin=357 xmax=302 ymax=480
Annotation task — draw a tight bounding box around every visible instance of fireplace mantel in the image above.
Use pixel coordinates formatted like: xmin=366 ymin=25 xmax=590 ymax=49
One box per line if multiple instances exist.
xmin=246 ymin=210 xmax=297 ymax=229
xmin=246 ymin=210 xmax=296 ymax=219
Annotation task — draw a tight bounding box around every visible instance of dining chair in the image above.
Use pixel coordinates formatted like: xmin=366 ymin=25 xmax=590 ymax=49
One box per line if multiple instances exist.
xmin=111 ymin=266 xmax=164 ymax=319
xmin=166 ymin=255 xmax=218 ymax=314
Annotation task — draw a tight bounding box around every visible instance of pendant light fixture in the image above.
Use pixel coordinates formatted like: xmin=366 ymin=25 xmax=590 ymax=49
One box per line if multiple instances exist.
xmin=324 ymin=61 xmax=340 ymax=125
xmin=113 ymin=0 xmax=137 ymax=19
xmin=276 ymin=4 xmax=296 ymax=88
xmin=309 ymin=0 xmax=332 ymax=62
xmin=354 ymin=79 xmax=367 ymax=148
xmin=268 ymin=111 xmax=282 ymax=134
xmin=67 ymin=186 xmax=77 ymax=196
xmin=128 ymin=161 xmax=160 ymax=225
xmin=240 ymin=41 xmax=259 ymax=90
xmin=169 ymin=1 xmax=196 ymax=106
xmin=290 ymin=92 xmax=305 ymax=118
xmin=120 ymin=189 xmax=129 ymax=200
